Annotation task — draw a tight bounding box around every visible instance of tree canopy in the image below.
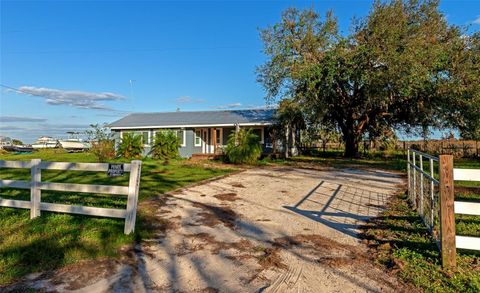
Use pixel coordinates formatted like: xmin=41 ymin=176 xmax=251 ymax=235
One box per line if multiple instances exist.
xmin=257 ymin=0 xmax=480 ymax=156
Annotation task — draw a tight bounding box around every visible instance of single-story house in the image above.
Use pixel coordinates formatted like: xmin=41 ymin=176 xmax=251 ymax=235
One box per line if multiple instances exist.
xmin=108 ymin=109 xmax=276 ymax=158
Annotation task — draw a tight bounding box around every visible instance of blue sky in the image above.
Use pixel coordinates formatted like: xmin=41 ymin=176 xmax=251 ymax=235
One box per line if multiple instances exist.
xmin=1 ymin=0 xmax=479 ymax=143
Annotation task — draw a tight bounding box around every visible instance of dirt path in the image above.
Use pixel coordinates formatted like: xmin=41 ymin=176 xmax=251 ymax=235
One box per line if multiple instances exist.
xmin=6 ymin=166 xmax=407 ymax=292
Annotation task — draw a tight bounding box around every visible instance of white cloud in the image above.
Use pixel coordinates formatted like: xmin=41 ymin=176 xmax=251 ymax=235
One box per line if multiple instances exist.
xmin=210 ymin=103 xmax=242 ymax=109
xmin=175 ymin=96 xmax=205 ymax=104
xmin=96 ymin=111 xmax=132 ymax=118
xmin=244 ymin=104 xmax=278 ymax=110
xmin=0 ymin=123 xmax=89 ymax=132
xmin=0 ymin=125 xmax=24 ymax=130
xmin=14 ymin=86 xmax=125 ymax=110
xmin=473 ymin=16 xmax=480 ymax=24
xmin=0 ymin=116 xmax=47 ymax=123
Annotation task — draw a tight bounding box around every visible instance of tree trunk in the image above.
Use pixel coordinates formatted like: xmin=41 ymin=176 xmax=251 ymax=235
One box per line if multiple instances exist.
xmin=291 ymin=126 xmax=296 ymax=156
xmin=343 ymin=130 xmax=359 ymax=158
xmin=285 ymin=124 xmax=289 ymax=158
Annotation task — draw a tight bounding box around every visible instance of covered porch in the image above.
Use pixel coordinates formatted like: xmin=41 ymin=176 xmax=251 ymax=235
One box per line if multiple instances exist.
xmin=192 ymin=126 xmax=266 ymax=156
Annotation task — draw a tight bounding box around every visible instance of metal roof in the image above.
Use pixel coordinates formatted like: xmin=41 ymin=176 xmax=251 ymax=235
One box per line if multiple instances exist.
xmin=109 ymin=109 xmax=276 ymax=129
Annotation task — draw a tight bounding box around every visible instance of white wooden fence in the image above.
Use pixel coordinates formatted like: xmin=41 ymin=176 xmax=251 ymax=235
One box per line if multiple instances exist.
xmin=0 ymin=159 xmax=142 ymax=234
xmin=453 ymin=168 xmax=480 ymax=251
xmin=407 ymin=149 xmax=480 ymax=268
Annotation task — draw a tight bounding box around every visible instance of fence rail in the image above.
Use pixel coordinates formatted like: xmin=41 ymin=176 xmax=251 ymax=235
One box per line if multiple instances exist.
xmin=407 ymin=149 xmax=480 ymax=268
xmin=0 ymin=159 xmax=142 ymax=234
xmin=401 ymin=140 xmax=480 ymax=158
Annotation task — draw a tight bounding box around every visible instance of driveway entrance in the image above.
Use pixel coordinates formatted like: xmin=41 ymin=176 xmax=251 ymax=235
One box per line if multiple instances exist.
xmin=8 ymin=166 xmax=407 ymax=292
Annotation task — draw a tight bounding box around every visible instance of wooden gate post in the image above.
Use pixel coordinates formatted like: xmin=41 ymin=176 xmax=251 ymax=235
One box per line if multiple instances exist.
xmin=124 ymin=160 xmax=142 ymax=235
xmin=213 ymin=128 xmax=217 ymax=154
xmin=439 ymin=155 xmax=456 ymax=269
xmin=30 ymin=159 xmax=41 ymax=219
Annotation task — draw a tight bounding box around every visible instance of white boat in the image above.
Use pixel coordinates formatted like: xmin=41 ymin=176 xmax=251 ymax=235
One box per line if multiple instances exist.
xmin=32 ymin=136 xmax=59 ymax=149
xmin=58 ymin=132 xmax=91 ymax=151
xmin=0 ymin=136 xmax=12 ymax=149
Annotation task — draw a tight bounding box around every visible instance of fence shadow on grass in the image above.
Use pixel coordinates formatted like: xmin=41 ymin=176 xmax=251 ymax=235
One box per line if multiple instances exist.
xmin=360 ymin=192 xmax=480 ymax=267
xmin=0 ymin=210 xmax=131 ymax=287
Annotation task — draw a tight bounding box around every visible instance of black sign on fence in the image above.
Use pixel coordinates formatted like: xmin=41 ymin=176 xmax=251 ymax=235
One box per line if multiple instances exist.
xmin=107 ymin=163 xmax=125 ymax=177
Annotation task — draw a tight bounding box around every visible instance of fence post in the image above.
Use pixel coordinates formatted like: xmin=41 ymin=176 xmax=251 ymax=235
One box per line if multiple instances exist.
xmin=413 ymin=152 xmax=417 ymax=208
xmin=439 ymin=155 xmax=456 ymax=269
xmin=124 ymin=160 xmax=142 ymax=235
xmin=407 ymin=149 xmax=411 ymax=200
xmin=30 ymin=159 xmax=41 ymax=219
xmin=419 ymin=155 xmax=424 ymax=215
xmin=430 ymin=158 xmax=435 ymax=227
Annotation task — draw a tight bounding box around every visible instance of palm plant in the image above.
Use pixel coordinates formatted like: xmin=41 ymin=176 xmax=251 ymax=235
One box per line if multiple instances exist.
xmin=117 ymin=132 xmax=143 ymax=159
xmin=150 ymin=130 xmax=180 ymax=161
xmin=276 ymin=98 xmax=306 ymax=157
xmin=225 ymin=128 xmax=261 ymax=164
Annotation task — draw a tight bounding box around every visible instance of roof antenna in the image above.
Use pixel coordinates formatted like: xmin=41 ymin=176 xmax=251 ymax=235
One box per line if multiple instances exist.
xmin=176 ymin=107 xmax=180 ymax=112
xmin=129 ymin=79 xmax=136 ymax=111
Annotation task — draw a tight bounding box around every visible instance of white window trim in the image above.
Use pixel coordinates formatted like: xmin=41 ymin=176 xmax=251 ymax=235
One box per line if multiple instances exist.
xmin=152 ymin=129 xmax=186 ymax=147
xmin=120 ymin=130 xmax=150 ymax=146
xmin=142 ymin=131 xmax=150 ymax=147
xmin=216 ymin=128 xmax=223 ymax=145
xmin=194 ymin=129 xmax=202 ymax=147
xmin=248 ymin=127 xmax=264 ymax=144
xmin=179 ymin=129 xmax=186 ymax=147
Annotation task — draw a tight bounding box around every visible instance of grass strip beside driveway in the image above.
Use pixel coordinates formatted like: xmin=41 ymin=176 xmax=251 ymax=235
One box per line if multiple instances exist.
xmin=0 ymin=150 xmax=234 ymax=285
xmin=362 ymin=192 xmax=480 ymax=292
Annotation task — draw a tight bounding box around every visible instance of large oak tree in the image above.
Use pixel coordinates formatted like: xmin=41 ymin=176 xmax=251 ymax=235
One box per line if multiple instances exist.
xmin=257 ymin=0 xmax=480 ymax=157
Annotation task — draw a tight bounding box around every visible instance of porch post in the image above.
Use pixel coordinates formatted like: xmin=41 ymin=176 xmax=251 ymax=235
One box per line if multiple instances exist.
xmin=213 ymin=128 xmax=217 ymax=154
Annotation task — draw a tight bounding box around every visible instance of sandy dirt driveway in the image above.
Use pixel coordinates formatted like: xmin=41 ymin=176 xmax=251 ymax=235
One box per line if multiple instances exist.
xmin=7 ymin=166 xmax=407 ymax=293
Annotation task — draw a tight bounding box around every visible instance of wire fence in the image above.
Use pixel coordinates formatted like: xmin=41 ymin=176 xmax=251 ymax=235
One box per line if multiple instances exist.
xmin=407 ymin=149 xmax=440 ymax=243
xmin=407 ymin=149 xmax=480 ymax=268
xmin=401 ymin=140 xmax=480 ymax=158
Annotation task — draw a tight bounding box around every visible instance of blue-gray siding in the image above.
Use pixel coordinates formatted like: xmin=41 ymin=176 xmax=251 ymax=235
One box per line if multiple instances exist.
xmin=114 ymin=126 xmax=272 ymax=158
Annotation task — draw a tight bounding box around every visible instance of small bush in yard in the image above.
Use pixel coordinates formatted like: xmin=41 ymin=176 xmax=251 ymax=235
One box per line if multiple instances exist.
xmin=85 ymin=123 xmax=116 ymax=162
xmin=150 ymin=130 xmax=180 ymax=161
xmin=117 ymin=132 xmax=143 ymax=159
xmin=90 ymin=140 xmax=115 ymax=162
xmin=225 ymin=128 xmax=261 ymax=164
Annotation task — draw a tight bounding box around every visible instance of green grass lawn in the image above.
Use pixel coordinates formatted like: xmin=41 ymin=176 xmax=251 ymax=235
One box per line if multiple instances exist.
xmin=263 ymin=151 xmax=408 ymax=171
xmin=0 ymin=149 xmax=235 ymax=285
xmin=362 ymin=193 xmax=480 ymax=293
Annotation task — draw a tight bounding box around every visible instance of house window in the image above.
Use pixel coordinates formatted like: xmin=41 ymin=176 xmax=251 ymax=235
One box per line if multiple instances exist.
xmin=216 ymin=128 xmax=222 ymax=145
xmin=121 ymin=131 xmax=149 ymax=145
xmin=142 ymin=131 xmax=149 ymax=145
xmin=176 ymin=130 xmax=186 ymax=147
xmin=194 ymin=130 xmax=202 ymax=147
xmin=252 ymin=128 xmax=264 ymax=144
xmin=153 ymin=129 xmax=185 ymax=147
